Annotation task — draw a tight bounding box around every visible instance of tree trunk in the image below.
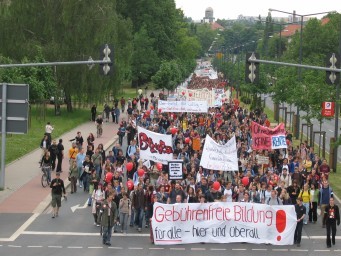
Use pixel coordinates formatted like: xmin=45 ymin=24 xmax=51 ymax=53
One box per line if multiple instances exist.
xmin=65 ymin=93 xmax=73 ymax=112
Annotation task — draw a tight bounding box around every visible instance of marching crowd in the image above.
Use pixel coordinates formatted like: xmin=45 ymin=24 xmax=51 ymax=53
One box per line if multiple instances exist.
xmin=43 ymin=82 xmax=340 ymax=247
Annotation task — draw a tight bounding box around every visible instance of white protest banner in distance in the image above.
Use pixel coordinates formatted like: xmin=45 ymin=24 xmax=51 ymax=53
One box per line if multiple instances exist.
xmin=158 ymin=100 xmax=208 ymax=113
xmin=151 ymin=202 xmax=297 ymax=245
xmin=168 ymin=160 xmax=183 ymax=180
xmin=200 ymin=135 xmax=238 ymax=171
xmin=256 ymin=156 xmax=270 ymax=165
xmin=138 ymin=126 xmax=173 ymax=164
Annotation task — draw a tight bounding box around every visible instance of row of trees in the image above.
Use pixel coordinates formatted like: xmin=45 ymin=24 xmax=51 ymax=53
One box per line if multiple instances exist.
xmin=0 ymin=0 xmax=212 ymax=111
xmin=213 ymin=12 xmax=341 ymax=124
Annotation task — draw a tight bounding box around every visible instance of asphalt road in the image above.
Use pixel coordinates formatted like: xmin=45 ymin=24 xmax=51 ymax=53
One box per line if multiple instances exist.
xmin=264 ymin=95 xmax=341 ymax=162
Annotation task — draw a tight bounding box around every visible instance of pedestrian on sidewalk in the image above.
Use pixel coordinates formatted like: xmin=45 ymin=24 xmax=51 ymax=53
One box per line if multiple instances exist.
xmin=45 ymin=121 xmax=54 ymax=144
xmin=48 ymin=140 xmax=59 ymax=172
xmin=294 ymin=197 xmax=306 ymax=247
xmin=50 ymin=172 xmax=66 ymax=218
xmin=91 ymin=104 xmax=97 ymax=122
xmin=76 ymin=148 xmax=86 ymax=187
xmin=101 ymin=192 xmax=118 ymax=246
xmin=56 ymin=139 xmax=64 ymax=173
xmin=323 ymin=197 xmax=340 ymax=248
xmin=69 ymin=160 xmax=78 ymax=193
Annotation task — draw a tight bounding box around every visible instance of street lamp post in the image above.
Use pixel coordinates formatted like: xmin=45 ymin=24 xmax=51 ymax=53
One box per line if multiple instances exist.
xmin=269 ymin=9 xmax=334 ymax=140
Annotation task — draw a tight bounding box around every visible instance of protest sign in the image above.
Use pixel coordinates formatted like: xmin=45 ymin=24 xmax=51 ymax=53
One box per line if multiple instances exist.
xmin=200 ymin=135 xmax=238 ymax=171
xmin=256 ymin=156 xmax=270 ymax=165
xmin=168 ymin=160 xmax=183 ymax=180
xmin=251 ymin=122 xmax=287 ymax=150
xmin=151 ymin=202 xmax=297 ymax=245
xmin=158 ymin=100 xmax=208 ymax=113
xmin=138 ymin=126 xmax=173 ymax=164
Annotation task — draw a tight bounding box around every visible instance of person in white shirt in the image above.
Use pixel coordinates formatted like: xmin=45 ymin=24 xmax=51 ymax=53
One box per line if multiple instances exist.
xmin=45 ymin=122 xmax=54 ymax=143
xmin=223 ymin=182 xmax=233 ymax=202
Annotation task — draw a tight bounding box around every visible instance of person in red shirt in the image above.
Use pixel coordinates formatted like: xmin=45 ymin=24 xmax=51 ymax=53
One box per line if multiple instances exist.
xmin=319 ymin=159 xmax=331 ymax=179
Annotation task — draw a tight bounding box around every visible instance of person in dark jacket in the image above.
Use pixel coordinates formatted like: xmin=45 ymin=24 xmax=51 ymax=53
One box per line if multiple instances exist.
xmin=132 ymin=183 xmax=145 ymax=232
xmin=101 ymin=192 xmax=118 ymax=246
xmin=50 ymin=172 xmax=66 ymax=218
xmin=323 ymin=197 xmax=340 ymax=248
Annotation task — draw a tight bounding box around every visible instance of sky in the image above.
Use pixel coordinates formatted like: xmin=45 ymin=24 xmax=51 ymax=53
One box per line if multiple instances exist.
xmin=175 ymin=0 xmax=340 ymax=20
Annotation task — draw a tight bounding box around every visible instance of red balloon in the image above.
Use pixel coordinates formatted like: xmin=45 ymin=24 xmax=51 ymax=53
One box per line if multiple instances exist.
xmin=146 ymin=110 xmax=150 ymax=115
xmin=105 ymin=172 xmax=113 ymax=183
xmin=182 ymin=91 xmax=185 ymax=95
xmin=242 ymin=177 xmax=249 ymax=186
xmin=170 ymin=127 xmax=178 ymax=135
xmin=137 ymin=168 xmax=145 ymax=177
xmin=126 ymin=162 xmax=133 ymax=172
xmin=158 ymin=108 xmax=162 ymax=113
xmin=212 ymin=181 xmax=220 ymax=191
xmin=150 ymin=105 xmax=154 ymax=110
xmin=156 ymin=163 xmax=163 ymax=171
xmin=189 ymin=92 xmax=193 ymax=97
xmin=126 ymin=180 xmax=134 ymax=190
xmin=184 ymin=137 xmax=190 ymax=144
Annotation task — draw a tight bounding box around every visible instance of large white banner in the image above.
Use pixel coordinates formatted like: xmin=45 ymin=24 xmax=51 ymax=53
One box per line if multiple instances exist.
xmin=151 ymin=202 xmax=297 ymax=245
xmin=200 ymin=135 xmax=238 ymax=171
xmin=138 ymin=127 xmax=173 ymax=164
xmin=158 ymin=100 xmax=208 ymax=113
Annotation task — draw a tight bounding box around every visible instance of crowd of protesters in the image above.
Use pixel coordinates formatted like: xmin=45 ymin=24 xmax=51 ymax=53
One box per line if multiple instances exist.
xmin=188 ymin=73 xmax=227 ymax=90
xmin=62 ymin=77 xmax=338 ymax=247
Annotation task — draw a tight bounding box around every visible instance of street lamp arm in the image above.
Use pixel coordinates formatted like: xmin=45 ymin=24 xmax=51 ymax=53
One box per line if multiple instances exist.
xmin=269 ymin=8 xmax=334 ymax=17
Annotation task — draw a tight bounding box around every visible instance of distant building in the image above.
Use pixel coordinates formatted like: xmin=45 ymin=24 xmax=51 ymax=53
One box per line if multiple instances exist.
xmin=203 ymin=7 xmax=215 ymax=23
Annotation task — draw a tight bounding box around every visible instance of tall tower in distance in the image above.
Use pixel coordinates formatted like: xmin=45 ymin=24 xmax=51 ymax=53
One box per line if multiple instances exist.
xmin=203 ymin=7 xmax=215 ymax=23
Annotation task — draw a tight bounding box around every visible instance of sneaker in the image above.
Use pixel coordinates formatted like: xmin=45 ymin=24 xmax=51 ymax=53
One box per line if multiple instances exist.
xmin=97 ymin=224 xmax=100 ymax=227
xmin=145 ymin=224 xmax=148 ymax=228
xmin=52 ymin=215 xmax=55 ymax=219
xmin=79 ymin=184 xmax=83 ymax=188
xmin=138 ymin=228 xmax=142 ymax=232
xmin=94 ymin=222 xmax=97 ymax=226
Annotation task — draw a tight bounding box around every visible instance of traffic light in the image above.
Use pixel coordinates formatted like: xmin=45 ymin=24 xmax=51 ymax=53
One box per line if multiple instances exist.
xmin=100 ymin=44 xmax=114 ymax=75
xmin=245 ymin=52 xmax=259 ymax=83
xmin=326 ymin=53 xmax=340 ymax=85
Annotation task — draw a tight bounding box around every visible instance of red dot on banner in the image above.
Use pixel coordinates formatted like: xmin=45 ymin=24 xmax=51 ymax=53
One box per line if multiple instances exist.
xmin=276 ymin=210 xmax=286 ymax=242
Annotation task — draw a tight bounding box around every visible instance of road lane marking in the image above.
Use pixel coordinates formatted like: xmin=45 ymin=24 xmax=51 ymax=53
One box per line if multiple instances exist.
xmin=8 ymin=245 xmax=22 ymax=247
xmin=252 ymin=249 xmax=267 ymax=251
xmin=149 ymin=247 xmax=164 ymax=250
xmin=210 ymin=248 xmax=226 ymax=251
xmin=191 ymin=248 xmax=206 ymax=250
xmin=128 ymin=247 xmax=143 ymax=250
xmin=232 ymin=248 xmax=246 ymax=251
xmin=67 ymin=246 xmax=83 ymax=249
xmin=314 ymin=249 xmax=330 ymax=252
xmin=108 ymin=247 xmax=123 ymax=249
xmin=0 ymin=213 xmax=40 ymax=242
xmin=329 ymin=129 xmax=333 ymax=133
xmin=27 ymin=245 xmax=43 ymax=248
xmin=170 ymin=248 xmax=185 ymax=250
xmin=48 ymin=246 xmax=62 ymax=248
xmin=272 ymin=249 xmax=288 ymax=251
xmin=291 ymin=249 xmax=308 ymax=252
xmin=88 ymin=246 xmax=103 ymax=249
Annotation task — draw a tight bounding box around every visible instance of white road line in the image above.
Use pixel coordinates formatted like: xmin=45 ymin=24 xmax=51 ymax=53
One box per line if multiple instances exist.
xmin=272 ymin=249 xmax=288 ymax=251
xmin=108 ymin=247 xmax=123 ymax=249
xmin=334 ymin=249 xmax=341 ymax=251
xmin=67 ymin=246 xmax=83 ymax=249
xmin=329 ymin=129 xmax=334 ymax=133
xmin=191 ymin=248 xmax=206 ymax=250
xmin=0 ymin=213 xmax=40 ymax=242
xmin=252 ymin=248 xmax=267 ymax=251
xmin=149 ymin=248 xmax=164 ymax=250
xmin=314 ymin=249 xmax=330 ymax=252
xmin=291 ymin=249 xmax=308 ymax=252
xmin=27 ymin=245 xmax=43 ymax=248
xmin=170 ymin=248 xmax=186 ymax=250
xmin=128 ymin=247 xmax=143 ymax=250
xmin=232 ymin=248 xmax=247 ymax=251
xmin=48 ymin=246 xmax=63 ymax=248
xmin=88 ymin=246 xmax=103 ymax=249
xmin=210 ymin=248 xmax=226 ymax=251
xmin=8 ymin=245 xmax=22 ymax=248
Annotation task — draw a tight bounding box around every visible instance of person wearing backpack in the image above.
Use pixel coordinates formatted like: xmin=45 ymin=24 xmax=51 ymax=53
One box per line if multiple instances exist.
xmin=299 ymin=183 xmax=310 ymax=225
xmin=267 ymin=190 xmax=283 ymax=205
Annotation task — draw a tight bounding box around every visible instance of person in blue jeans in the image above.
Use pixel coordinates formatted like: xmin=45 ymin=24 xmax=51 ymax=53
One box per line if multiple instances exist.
xmin=132 ymin=183 xmax=145 ymax=232
xmin=101 ymin=193 xmax=117 ymax=246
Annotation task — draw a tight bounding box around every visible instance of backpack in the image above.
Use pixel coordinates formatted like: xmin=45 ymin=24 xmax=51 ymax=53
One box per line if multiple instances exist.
xmin=267 ymin=197 xmax=280 ymax=205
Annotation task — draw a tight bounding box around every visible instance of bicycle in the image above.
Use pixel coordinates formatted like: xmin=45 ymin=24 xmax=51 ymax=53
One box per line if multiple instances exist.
xmin=41 ymin=165 xmax=51 ymax=187
xmin=96 ymin=124 xmax=103 ymax=138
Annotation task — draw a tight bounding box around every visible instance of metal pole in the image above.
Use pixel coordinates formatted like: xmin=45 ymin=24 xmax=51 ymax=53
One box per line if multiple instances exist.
xmin=332 ymin=18 xmax=341 ymax=172
xmin=0 ymin=83 xmax=7 ymax=189
xmin=295 ymin=15 xmax=304 ymax=139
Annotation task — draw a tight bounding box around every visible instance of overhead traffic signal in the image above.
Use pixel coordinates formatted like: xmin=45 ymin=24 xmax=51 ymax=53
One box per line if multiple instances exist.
xmin=326 ymin=53 xmax=340 ymax=85
xmin=100 ymin=44 xmax=114 ymax=75
xmin=245 ymin=52 xmax=259 ymax=84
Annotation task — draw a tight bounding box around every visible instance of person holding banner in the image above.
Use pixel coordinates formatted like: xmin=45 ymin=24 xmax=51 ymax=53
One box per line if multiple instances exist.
xmin=294 ymin=197 xmax=306 ymax=247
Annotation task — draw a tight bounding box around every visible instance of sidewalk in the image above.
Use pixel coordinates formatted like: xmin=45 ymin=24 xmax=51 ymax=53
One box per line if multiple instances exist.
xmin=0 ymin=115 xmax=122 ymax=214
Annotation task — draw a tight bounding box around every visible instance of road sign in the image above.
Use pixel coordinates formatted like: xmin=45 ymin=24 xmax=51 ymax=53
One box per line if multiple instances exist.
xmin=321 ymin=101 xmax=335 ymax=117
xmin=0 ymin=83 xmax=29 ymax=134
